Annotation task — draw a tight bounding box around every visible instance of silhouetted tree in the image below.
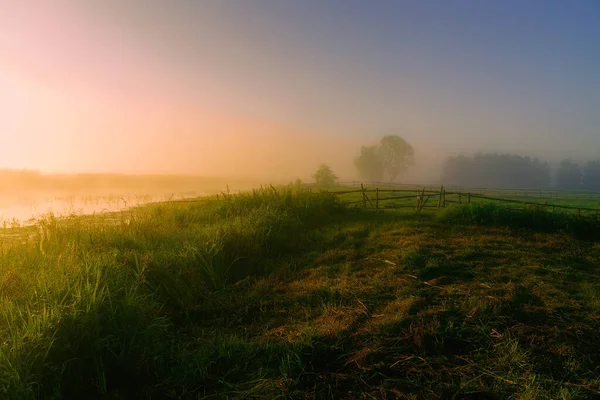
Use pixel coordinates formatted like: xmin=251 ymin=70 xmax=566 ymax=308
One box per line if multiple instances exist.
xmin=354 ymin=146 xmax=384 ymax=182
xmin=354 ymin=136 xmax=414 ymax=182
xmin=556 ymin=160 xmax=581 ymax=190
xmin=378 ymin=135 xmax=415 ymax=182
xmin=313 ymin=164 xmax=338 ymax=189
xmin=582 ymin=160 xmax=600 ymax=191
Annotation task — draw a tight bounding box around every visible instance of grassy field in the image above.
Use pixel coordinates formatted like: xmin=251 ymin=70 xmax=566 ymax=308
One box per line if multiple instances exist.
xmin=1 ymin=187 xmax=600 ymax=399
xmin=333 ymin=184 xmax=600 ymax=212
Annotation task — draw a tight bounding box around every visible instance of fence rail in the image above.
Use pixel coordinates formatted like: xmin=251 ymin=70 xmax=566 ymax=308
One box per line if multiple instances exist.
xmin=332 ymin=184 xmax=600 ymax=214
xmin=338 ymin=181 xmax=600 ymax=194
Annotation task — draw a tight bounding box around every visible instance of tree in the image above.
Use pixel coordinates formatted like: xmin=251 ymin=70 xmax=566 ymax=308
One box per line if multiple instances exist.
xmin=530 ymin=157 xmax=552 ymax=189
xmin=556 ymin=159 xmax=581 ymax=190
xmin=441 ymin=153 xmax=551 ymax=189
xmin=313 ymin=164 xmax=338 ymax=189
xmin=377 ymin=135 xmax=415 ymax=182
xmin=441 ymin=155 xmax=475 ymax=186
xmin=354 ymin=146 xmax=384 ymax=182
xmin=353 ymin=136 xmax=415 ymax=182
xmin=582 ymin=160 xmax=600 ymax=190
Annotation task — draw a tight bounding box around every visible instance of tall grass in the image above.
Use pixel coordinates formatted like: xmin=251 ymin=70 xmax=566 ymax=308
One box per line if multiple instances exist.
xmin=0 ymin=188 xmax=344 ymax=398
xmin=438 ymin=202 xmax=600 ymax=239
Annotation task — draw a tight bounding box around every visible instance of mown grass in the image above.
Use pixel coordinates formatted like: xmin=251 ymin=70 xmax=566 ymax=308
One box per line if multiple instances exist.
xmin=1 ymin=189 xmax=600 ymax=399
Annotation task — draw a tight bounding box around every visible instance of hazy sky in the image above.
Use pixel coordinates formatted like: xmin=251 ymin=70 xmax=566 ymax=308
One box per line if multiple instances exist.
xmin=1 ymin=1 xmax=599 ymax=180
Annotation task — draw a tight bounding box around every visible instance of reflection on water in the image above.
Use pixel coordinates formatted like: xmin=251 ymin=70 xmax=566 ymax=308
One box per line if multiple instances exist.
xmin=0 ymin=191 xmax=202 ymax=225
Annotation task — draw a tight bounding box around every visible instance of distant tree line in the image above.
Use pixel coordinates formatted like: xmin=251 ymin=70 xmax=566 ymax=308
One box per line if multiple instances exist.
xmin=442 ymin=154 xmax=551 ymax=189
xmin=555 ymin=159 xmax=600 ymax=191
xmin=441 ymin=154 xmax=600 ymax=191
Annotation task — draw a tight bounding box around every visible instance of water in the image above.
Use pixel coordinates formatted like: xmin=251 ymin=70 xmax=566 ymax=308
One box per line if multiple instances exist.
xmin=0 ymin=191 xmax=203 ymax=226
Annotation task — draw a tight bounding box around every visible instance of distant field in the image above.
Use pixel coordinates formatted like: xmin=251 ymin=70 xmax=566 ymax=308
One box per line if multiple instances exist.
xmin=331 ymin=183 xmax=600 ymax=213
xmin=1 ymin=187 xmax=599 ymax=398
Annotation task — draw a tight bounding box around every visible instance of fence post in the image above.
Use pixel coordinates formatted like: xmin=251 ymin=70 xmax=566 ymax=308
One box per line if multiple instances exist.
xmin=467 ymin=193 xmax=471 ymax=204
xmin=442 ymin=188 xmax=446 ymax=207
xmin=458 ymin=193 xmax=462 ymax=204
xmin=361 ymin=184 xmax=366 ymax=208
xmin=376 ymin=188 xmax=379 ymax=209
xmin=438 ymin=186 xmax=443 ymax=208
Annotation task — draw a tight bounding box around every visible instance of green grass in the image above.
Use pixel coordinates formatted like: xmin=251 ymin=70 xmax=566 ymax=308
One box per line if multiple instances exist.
xmin=332 ymin=183 xmax=600 ymax=211
xmin=330 ymin=184 xmax=600 ymax=219
xmin=1 ymin=187 xmax=600 ymax=399
xmin=438 ymin=203 xmax=600 ymax=240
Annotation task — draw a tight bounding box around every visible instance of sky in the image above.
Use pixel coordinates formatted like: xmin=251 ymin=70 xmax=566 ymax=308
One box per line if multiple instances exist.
xmin=1 ymin=1 xmax=599 ymax=181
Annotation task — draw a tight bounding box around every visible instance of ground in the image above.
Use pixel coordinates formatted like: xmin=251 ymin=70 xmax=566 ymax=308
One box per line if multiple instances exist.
xmin=195 ymin=210 xmax=600 ymax=399
xmin=1 ymin=190 xmax=599 ymax=399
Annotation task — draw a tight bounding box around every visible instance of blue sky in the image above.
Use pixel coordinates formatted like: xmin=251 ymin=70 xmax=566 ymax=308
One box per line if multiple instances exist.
xmin=224 ymin=0 xmax=600 ymax=142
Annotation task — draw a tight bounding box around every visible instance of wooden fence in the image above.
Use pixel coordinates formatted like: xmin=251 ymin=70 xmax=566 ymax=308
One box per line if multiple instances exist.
xmin=338 ymin=181 xmax=600 ymax=201
xmin=334 ymin=184 xmax=600 ymax=215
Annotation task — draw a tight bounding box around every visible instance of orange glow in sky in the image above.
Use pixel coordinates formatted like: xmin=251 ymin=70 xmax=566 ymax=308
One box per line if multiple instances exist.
xmin=2 ymin=2 xmax=598 ymax=181
xmin=0 ymin=3 xmax=374 ymax=179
